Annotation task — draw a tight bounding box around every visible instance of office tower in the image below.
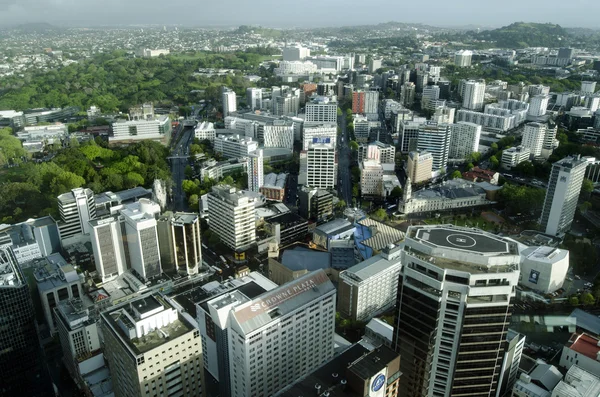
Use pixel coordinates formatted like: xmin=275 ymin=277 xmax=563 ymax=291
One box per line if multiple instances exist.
xmin=584 ymin=95 xmax=600 ymax=112
xmin=223 ymin=270 xmax=336 ymax=397
xmin=222 ymin=88 xmax=237 ymax=116
xmin=282 ymin=45 xmax=310 ymax=61
xmin=0 ymin=247 xmax=53 ymax=396
xmin=558 ymin=47 xmax=575 ymax=60
xmin=102 ymin=294 xmax=203 ymax=397
xmin=305 ymin=96 xmax=338 ymax=124
xmin=247 ymin=149 xmax=264 ymax=192
xmin=302 ymin=124 xmax=337 ymax=150
xmin=399 ymin=120 xmax=422 ymax=153
xmin=121 ymin=199 xmax=162 ymax=280
xmin=527 ymin=84 xmax=550 ymax=97
xmin=352 ymin=90 xmax=379 ymax=114
xmin=462 ymin=80 xmax=486 ymax=111
xmin=55 ymin=299 xmax=103 ymax=389
xmin=528 ymin=94 xmax=550 ymax=117
xmin=421 ymin=85 xmax=441 ymax=110
xmin=207 ymin=185 xmax=257 ymax=251
xmin=110 ymin=116 xmax=172 ymax=145
xmin=89 ymin=217 xmax=128 ymax=282
xmin=298 ymin=186 xmax=334 ymax=221
xmin=449 ymin=122 xmax=481 ymax=159
xmin=263 ymin=121 xmax=294 ymax=149
xmin=417 ymin=122 xmax=452 ymax=171
xmin=432 ymin=105 xmax=455 ymax=125
xmin=246 ymin=87 xmax=262 ymax=110
xmin=358 ymin=141 xmax=396 ymax=164
xmin=454 ymin=50 xmax=473 ymax=67
xmin=407 ymin=150 xmax=433 ymax=184
xmin=214 ymin=134 xmax=259 ymax=159
xmin=415 ymin=71 xmax=429 ymax=94
xmin=581 ymin=81 xmax=596 ymax=95
xmin=522 ymin=122 xmax=550 ymax=158
xmin=169 ymin=212 xmax=202 ymax=276
xmin=58 ymin=187 xmax=97 ymax=239
xmin=353 ymin=114 xmax=370 ymax=142
xmin=400 ymin=82 xmax=416 ymax=107
xmin=368 ymin=58 xmax=383 ymax=73
xmin=273 ymin=87 xmax=300 ymax=116
xmin=541 ymin=156 xmax=587 ymax=236
xmin=501 ymin=146 xmax=531 ymax=170
xmin=303 ymin=141 xmax=337 ymax=189
xmin=393 ymin=225 xmax=520 ymax=397
xmin=360 ymin=159 xmax=384 ymax=197
xmin=338 ymin=244 xmax=403 ymax=322
xmin=497 ymin=330 xmax=526 ymax=397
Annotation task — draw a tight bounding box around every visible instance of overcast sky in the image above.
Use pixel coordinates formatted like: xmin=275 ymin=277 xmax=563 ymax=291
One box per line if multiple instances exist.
xmin=1 ymin=0 xmax=598 ymax=28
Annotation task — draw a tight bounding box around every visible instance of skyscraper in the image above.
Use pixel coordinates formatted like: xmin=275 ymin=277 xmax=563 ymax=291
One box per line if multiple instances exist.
xmin=462 ymin=80 xmax=486 ymax=111
xmin=247 ymin=149 xmax=264 ymax=192
xmin=541 ymin=156 xmax=587 ymax=236
xmin=207 ymin=185 xmax=257 ymax=251
xmin=352 ymin=90 xmax=379 ymax=114
xmin=89 ymin=216 xmax=128 ymax=282
xmin=528 ymin=95 xmax=550 ymax=117
xmin=0 ymin=247 xmax=53 ymax=396
xmin=521 ymin=122 xmax=548 ymax=157
xmin=301 ymin=140 xmax=337 ymax=189
xmin=393 ymin=225 xmax=520 ymax=397
xmin=246 ymin=87 xmax=263 ymax=110
xmin=449 ymin=122 xmax=481 ymax=159
xmin=454 ymin=50 xmax=473 ymax=67
xmin=417 ymin=122 xmax=452 ymax=171
xmin=407 ymin=150 xmax=433 ymax=184
xmin=305 ymin=96 xmax=338 ymax=125
xmin=57 ymin=187 xmax=97 ymax=239
xmin=222 ymin=87 xmax=237 ymax=117
xmin=170 ymin=212 xmax=202 ymax=276
xmin=400 ymin=82 xmax=416 ymax=107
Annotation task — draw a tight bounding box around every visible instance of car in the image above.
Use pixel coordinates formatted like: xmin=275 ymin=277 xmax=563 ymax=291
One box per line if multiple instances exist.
xmin=575 ymin=275 xmax=581 ymax=280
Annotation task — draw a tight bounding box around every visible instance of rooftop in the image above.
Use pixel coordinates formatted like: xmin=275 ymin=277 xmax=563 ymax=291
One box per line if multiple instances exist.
xmin=342 ymin=245 xmax=402 ymax=283
xmin=357 ymin=218 xmax=405 ymax=252
xmin=411 ymin=180 xmax=487 ymax=201
xmin=570 ymin=309 xmax=600 ymax=336
xmin=263 ymin=172 xmax=287 ymax=189
xmin=315 ymin=218 xmax=354 ymax=236
xmin=413 ymin=226 xmax=510 ymax=254
xmin=553 ymin=365 xmax=600 ymax=397
xmin=566 ymin=332 xmax=600 ymax=361
xmin=281 ymin=247 xmax=331 ymax=272
xmin=0 ymin=248 xmax=24 ymax=287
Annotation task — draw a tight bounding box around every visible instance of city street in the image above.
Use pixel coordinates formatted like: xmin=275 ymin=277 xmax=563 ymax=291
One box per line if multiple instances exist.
xmin=337 ymin=115 xmax=352 ymax=206
xmin=168 ymin=126 xmax=194 ymax=212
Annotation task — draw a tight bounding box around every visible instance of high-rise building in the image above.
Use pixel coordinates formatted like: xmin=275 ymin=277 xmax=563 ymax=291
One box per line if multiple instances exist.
xmin=302 ymin=141 xmax=337 ymax=189
xmin=358 ymin=141 xmax=396 ymax=164
xmin=360 ymin=159 xmax=384 ymax=197
xmin=170 ymin=212 xmax=202 ymax=276
xmin=0 ymin=247 xmax=53 ymax=396
xmin=246 ymin=87 xmax=263 ymax=110
xmin=541 ymin=156 xmax=587 ymax=236
xmin=305 ymin=96 xmax=338 ymax=125
xmin=89 ymin=216 xmax=128 ymax=282
xmin=558 ymin=47 xmax=575 ymax=60
xmin=58 ymin=187 xmax=97 ymax=239
xmin=399 ymin=120 xmax=423 ymax=153
xmin=272 ymin=87 xmax=300 ymax=116
xmin=368 ymin=58 xmax=383 ymax=73
xmin=214 ymin=134 xmax=259 ymax=159
xmin=121 ymin=199 xmax=162 ymax=280
xmin=527 ymin=84 xmax=550 ymax=97
xmin=247 ymin=149 xmax=264 ymax=192
xmin=393 ymin=225 xmax=520 ymax=397
xmin=449 ymin=122 xmax=481 ymax=159
xmin=207 ymin=185 xmax=257 ymax=251
xmin=263 ymin=121 xmax=294 ymax=149
xmin=462 ymin=80 xmax=486 ymax=111
xmin=352 ymin=114 xmax=371 ymax=142
xmin=407 ymin=150 xmax=433 ymax=184
xmin=454 ymin=50 xmax=473 ymax=67
xmin=417 ymin=122 xmax=452 ymax=171
xmin=352 ymin=90 xmax=379 ymax=114
xmin=501 ymin=146 xmax=531 ymax=170
xmin=522 ymin=122 xmax=549 ymax=157
xmin=222 ymin=88 xmax=237 ymax=117
xmin=528 ymin=95 xmax=550 ymax=117
xmin=102 ymin=294 xmax=203 ymax=397
xmin=399 ymin=82 xmax=416 ymax=108
xmin=298 ymin=186 xmax=334 ymax=221
xmin=338 ymin=244 xmax=403 ymax=322
xmin=282 ymin=45 xmax=310 ymax=61
xmin=421 ymin=85 xmax=441 ymax=110
xmin=302 ymin=124 xmax=337 ymax=150
xmin=497 ymin=330 xmax=526 ymax=397
xmin=581 ymin=81 xmax=597 ymax=95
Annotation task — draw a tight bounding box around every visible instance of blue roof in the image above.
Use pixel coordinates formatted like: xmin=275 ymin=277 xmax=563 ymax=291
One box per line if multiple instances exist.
xmin=281 ymin=247 xmax=331 ymax=272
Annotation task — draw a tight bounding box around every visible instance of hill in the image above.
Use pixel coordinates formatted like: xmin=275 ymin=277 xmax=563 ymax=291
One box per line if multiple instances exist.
xmin=474 ymin=22 xmax=570 ymax=48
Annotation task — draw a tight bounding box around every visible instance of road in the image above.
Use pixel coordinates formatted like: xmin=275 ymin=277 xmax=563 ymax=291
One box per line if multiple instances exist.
xmin=337 ymin=115 xmax=352 ymax=206
xmin=169 ymin=126 xmax=194 ymax=212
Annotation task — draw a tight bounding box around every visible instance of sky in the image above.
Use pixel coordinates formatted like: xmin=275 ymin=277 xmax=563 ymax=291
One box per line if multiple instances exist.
xmin=1 ymin=0 xmax=599 ymax=29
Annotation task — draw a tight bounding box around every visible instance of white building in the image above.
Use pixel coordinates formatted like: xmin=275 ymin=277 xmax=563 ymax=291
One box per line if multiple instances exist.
xmin=581 ymin=81 xmax=597 ymax=95
xmin=449 ymin=122 xmax=481 ymax=159
xmin=222 ymin=88 xmax=237 ymax=117
xmin=353 ymin=114 xmax=371 ymax=142
xmin=263 ymin=121 xmax=294 ymax=150
xmin=89 ymin=217 xmax=128 ymax=282
xmin=368 ymin=58 xmax=382 ymax=73
xmin=552 ymin=365 xmax=600 ymax=397
xmin=501 ymin=146 xmax=531 ymax=170
xmin=87 ymin=105 xmax=101 ymax=120
xmin=360 ymin=159 xmax=384 ymax=197
xmin=399 ymin=82 xmax=416 ymax=107
xmin=407 ymin=150 xmax=433 ymax=184
xmin=456 ymin=109 xmax=515 ymax=133
xmin=228 ymin=270 xmax=336 ymax=397
xmin=417 ymin=122 xmax=452 ymax=171
xmin=247 ymin=149 xmax=264 ymax=193
xmin=275 ymin=61 xmax=317 ymax=76
xmin=462 ymin=80 xmax=486 ymax=111
xmin=282 ymin=45 xmax=310 ymax=61
xmin=559 ymin=333 xmax=600 ymax=376
xmin=304 ymin=96 xmax=337 ymax=125
xmin=541 ymin=156 xmax=587 ymax=236
xmin=338 ymin=245 xmax=403 ymax=321
xmin=528 ymin=95 xmax=550 ymax=117
xmin=18 ymin=123 xmax=68 ymax=145
xmin=57 ymin=188 xmax=97 ymax=239
xmin=301 ymin=141 xmax=337 ymax=189
xmin=519 ymin=246 xmax=569 ymax=293
xmin=400 ymin=179 xmax=489 ymax=214
xmin=246 ymin=87 xmax=263 ymax=110
xmin=140 ymin=49 xmax=170 ymax=57
xmin=194 ymin=121 xmax=216 ymax=142
xmin=225 ymin=116 xmax=260 ymax=139
xmin=207 ymin=185 xmax=258 ymax=251
xmin=522 ymin=122 xmax=549 ymax=158
xmin=431 ymin=105 xmax=455 ymax=125
xmin=214 ymin=134 xmax=259 ymax=159
xmin=421 ymin=85 xmax=441 ymax=111
xmin=302 ymin=124 xmax=337 ymax=150
xmin=358 ymin=141 xmax=396 ymax=164
xmin=110 ymin=116 xmax=171 ymax=145
xmin=454 ymin=50 xmax=473 ymax=67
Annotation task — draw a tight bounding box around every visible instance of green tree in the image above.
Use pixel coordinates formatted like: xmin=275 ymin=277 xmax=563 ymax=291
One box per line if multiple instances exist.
xmin=514 ymin=161 xmax=535 ymax=177
xmin=336 ymin=200 xmax=346 ymax=210
xmin=467 ymin=152 xmax=482 ymax=164
xmin=581 ymin=292 xmax=595 ymax=306
xmin=466 ymin=163 xmax=474 ymax=171
xmin=451 ymin=170 xmax=462 ymax=179
xmin=188 ymin=194 xmax=199 ymax=209
xmin=352 ymin=184 xmax=359 ymax=197
xmin=372 ymin=208 xmax=388 ymax=222
xmin=185 ymin=165 xmax=194 ymax=179
xmin=581 ymin=178 xmax=594 ymax=195
xmin=490 ymin=142 xmax=499 ymax=153
xmin=337 ymin=107 xmax=343 ymax=117
xmin=569 ymin=296 xmax=579 ymax=306
xmin=489 ymin=155 xmax=499 ymax=170
xmin=349 ymin=140 xmax=359 ymax=151
xmin=389 ymin=186 xmax=403 ymax=199
xmin=220 ymin=175 xmax=235 ymax=186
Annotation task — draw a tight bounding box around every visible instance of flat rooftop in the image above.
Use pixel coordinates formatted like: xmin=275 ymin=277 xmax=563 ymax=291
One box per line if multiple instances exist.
xmin=414 ymin=226 xmax=510 ymax=254
xmin=566 ymin=332 xmax=600 ymax=361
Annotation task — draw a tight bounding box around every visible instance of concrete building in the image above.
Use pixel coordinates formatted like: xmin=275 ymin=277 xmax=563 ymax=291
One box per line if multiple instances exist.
xmin=0 ymin=247 xmax=53 ymax=396
xmin=360 ymin=159 xmax=385 ymax=197
xmin=101 ymin=294 xmax=203 ymax=397
xmin=301 ymin=140 xmax=337 ymax=189
xmin=207 ymin=185 xmax=257 ymax=251
xmin=399 ymin=82 xmax=416 ymax=107
xmin=497 ymin=329 xmax=526 ymax=397
xmin=247 ymin=149 xmax=264 ymax=193
xmin=522 ymin=122 xmax=550 ymax=158
xmin=462 ymin=80 xmax=486 ymax=111
xmin=528 ymin=95 xmax=550 ymax=117
xmin=263 ymin=121 xmax=294 ymax=150
xmin=421 ymin=85 xmax=441 ymax=111
xmin=353 ymin=114 xmax=371 ymax=142
xmin=0 ymin=216 xmax=61 ymax=265
xmin=305 ymin=96 xmax=338 ymax=125
xmin=519 ymin=246 xmax=569 ymax=293
xmin=541 ymin=156 xmax=587 ymax=236
xmin=417 ymin=122 xmax=452 ymax=171
xmin=338 ymin=244 xmax=403 ymax=322
xmin=222 ymin=87 xmax=237 ymax=117
xmin=393 ymin=225 xmax=520 ymax=397
xmin=89 ymin=217 xmax=128 ymax=282
xmin=449 ymin=122 xmax=481 ymax=159
xmin=214 ymin=134 xmax=258 ymax=159
xmin=559 ymin=332 xmax=600 ymax=375
xmin=274 ymin=60 xmax=318 ymax=76
xmin=0 ymin=109 xmax=25 ymax=129
xmin=398 ymin=119 xmax=423 ymax=153
xmin=358 ymin=141 xmax=396 ymax=164
xmin=454 ymin=50 xmax=473 ymax=67
xmin=199 ymin=158 xmax=247 ymax=183
xmin=17 ymin=123 xmax=68 ymax=145
xmin=581 ymin=81 xmax=597 ymax=95
xmin=110 ymin=116 xmax=171 ymax=145
xmin=260 ymin=172 xmax=287 ymax=202
xmin=194 ymin=121 xmax=216 ymax=142
xmin=400 ymin=179 xmax=489 ymax=215
xmin=302 ymin=124 xmax=337 ymax=150
xmin=407 ymin=150 xmax=433 ymax=184
xmin=368 ymin=58 xmax=383 ymax=73
xmin=272 ymin=87 xmax=300 ymax=116
xmin=502 ymin=146 xmax=531 ymax=170
xmin=169 ymin=212 xmax=202 ymax=276
xmin=298 ymin=186 xmax=333 ymax=221
xmin=353 ymin=90 xmax=379 ymax=115
xmin=282 ymin=45 xmax=310 ymax=61
xmin=552 ymin=365 xmax=600 ymax=397
xmin=58 ymin=187 xmax=97 ymax=239
xmin=246 ymin=87 xmax=263 ymax=110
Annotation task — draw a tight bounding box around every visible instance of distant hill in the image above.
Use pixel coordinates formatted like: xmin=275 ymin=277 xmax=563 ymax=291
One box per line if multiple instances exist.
xmin=474 ymin=22 xmax=570 ymax=48
xmin=14 ymin=23 xmax=61 ymax=33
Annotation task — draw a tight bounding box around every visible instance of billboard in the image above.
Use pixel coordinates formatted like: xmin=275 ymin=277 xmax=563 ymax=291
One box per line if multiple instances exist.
xmin=529 ymin=269 xmax=540 ymax=284
xmin=312 ymin=137 xmax=331 ymax=144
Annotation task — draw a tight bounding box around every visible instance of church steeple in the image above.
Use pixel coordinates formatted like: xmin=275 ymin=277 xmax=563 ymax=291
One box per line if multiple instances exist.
xmin=403 ymin=178 xmax=412 ymax=201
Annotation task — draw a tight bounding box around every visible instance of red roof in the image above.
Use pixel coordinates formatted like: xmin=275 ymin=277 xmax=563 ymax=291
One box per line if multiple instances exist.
xmin=567 ymin=332 xmax=600 ymax=360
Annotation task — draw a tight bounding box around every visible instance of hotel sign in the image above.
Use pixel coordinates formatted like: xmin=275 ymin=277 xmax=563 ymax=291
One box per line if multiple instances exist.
xmin=235 ymin=271 xmax=330 ymax=322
